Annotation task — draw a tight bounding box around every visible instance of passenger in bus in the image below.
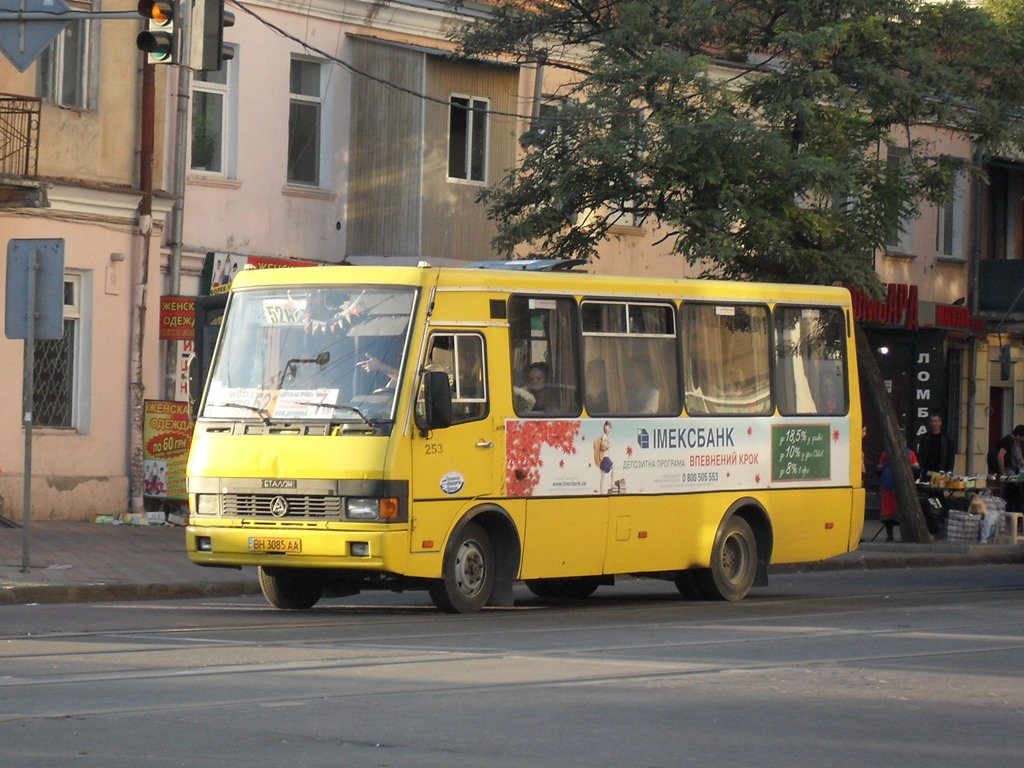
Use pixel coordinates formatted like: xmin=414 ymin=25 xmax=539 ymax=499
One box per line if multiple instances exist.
xmin=818 ymin=373 xmax=842 ymax=414
xmin=627 ymin=359 xmax=659 ymax=413
xmin=456 ymin=340 xmax=484 ymax=400
xmin=524 ymin=362 xmax=550 ymax=411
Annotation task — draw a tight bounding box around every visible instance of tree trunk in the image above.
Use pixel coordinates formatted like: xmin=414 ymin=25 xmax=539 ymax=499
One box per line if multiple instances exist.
xmin=855 ymin=327 xmax=930 ymax=542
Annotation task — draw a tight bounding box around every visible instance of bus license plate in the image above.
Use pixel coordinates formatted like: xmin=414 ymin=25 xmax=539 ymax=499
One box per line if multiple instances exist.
xmin=248 ymin=536 xmax=301 ymax=553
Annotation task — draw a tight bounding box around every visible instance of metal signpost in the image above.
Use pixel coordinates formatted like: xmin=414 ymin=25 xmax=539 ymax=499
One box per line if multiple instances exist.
xmin=5 ymin=238 xmax=65 ymax=571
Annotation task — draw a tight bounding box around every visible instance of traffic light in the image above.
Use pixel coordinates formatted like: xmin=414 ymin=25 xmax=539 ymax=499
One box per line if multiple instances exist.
xmin=137 ymin=0 xmax=177 ymax=64
xmin=191 ymin=0 xmax=235 ymax=72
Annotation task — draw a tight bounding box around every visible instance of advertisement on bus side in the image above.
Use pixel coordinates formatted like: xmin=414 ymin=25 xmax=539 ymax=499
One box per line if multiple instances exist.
xmin=506 ymin=417 xmax=850 ymax=497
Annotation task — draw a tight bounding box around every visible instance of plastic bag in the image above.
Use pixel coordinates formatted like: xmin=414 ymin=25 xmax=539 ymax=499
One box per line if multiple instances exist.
xmin=979 ymin=494 xmax=1007 ymax=544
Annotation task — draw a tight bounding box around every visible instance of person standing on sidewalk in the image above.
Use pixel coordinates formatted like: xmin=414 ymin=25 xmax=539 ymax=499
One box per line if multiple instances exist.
xmin=988 ymin=424 xmax=1024 ymax=512
xmin=878 ymin=446 xmax=920 ymax=542
xmin=916 ymin=412 xmax=954 ymax=477
xmin=915 ymin=412 xmax=954 ymax=535
xmin=987 ymin=424 xmax=1024 ymax=476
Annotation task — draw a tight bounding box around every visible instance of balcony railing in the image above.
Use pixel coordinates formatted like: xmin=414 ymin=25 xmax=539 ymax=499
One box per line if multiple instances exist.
xmin=0 ymin=94 xmax=40 ymax=178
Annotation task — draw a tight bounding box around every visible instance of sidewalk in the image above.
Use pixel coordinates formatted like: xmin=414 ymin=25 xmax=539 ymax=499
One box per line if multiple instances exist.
xmin=0 ymin=520 xmax=258 ymax=605
xmin=0 ymin=518 xmax=1021 ymax=606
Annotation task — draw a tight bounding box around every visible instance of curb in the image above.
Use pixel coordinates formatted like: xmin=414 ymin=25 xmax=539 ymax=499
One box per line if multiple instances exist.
xmin=773 ymin=543 xmax=1024 ymax=574
xmin=777 ymin=551 xmax=1024 ymax=574
xmin=0 ymin=579 xmax=260 ymax=606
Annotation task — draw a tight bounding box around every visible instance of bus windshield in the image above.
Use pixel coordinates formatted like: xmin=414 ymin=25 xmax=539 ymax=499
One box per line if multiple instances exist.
xmin=201 ymin=286 xmax=416 ymax=423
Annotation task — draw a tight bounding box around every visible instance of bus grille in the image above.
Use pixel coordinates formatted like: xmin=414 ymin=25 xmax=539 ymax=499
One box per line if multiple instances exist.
xmin=222 ymin=494 xmax=343 ymax=519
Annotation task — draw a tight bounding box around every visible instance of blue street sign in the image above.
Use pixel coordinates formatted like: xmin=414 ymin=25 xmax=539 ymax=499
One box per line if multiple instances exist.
xmin=0 ymin=0 xmax=69 ymax=72
xmin=5 ymin=238 xmax=65 ymax=340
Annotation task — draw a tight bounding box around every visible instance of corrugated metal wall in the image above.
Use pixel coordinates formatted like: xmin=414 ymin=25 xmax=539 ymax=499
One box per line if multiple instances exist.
xmin=346 ymin=37 xmax=519 ymax=262
xmin=423 ymin=56 xmax=518 ymax=262
xmin=347 ymin=38 xmax=425 ymax=257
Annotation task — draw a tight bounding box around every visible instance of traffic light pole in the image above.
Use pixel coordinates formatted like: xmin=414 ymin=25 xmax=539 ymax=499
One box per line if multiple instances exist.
xmin=163 ymin=66 xmax=188 ymax=398
xmin=164 ymin=1 xmax=191 ymax=399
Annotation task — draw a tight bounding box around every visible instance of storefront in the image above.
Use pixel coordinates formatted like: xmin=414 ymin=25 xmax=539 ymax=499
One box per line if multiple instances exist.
xmin=852 ymin=283 xmax=984 ymax=487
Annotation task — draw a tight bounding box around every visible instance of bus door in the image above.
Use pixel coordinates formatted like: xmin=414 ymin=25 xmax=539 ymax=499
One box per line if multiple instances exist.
xmin=411 ymin=331 xmax=497 ymax=510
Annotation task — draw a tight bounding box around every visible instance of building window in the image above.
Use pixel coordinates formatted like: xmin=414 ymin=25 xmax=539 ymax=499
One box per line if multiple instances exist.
xmin=191 ymin=52 xmax=235 ymax=174
xmin=287 ymin=58 xmax=323 ymax=186
xmin=885 ymin=147 xmax=914 ymax=255
xmin=34 ymin=273 xmax=84 ymax=428
xmin=608 ymin=109 xmax=644 ymax=229
xmin=448 ymin=95 xmax=488 ymax=183
xmin=936 ymin=168 xmax=966 ymax=259
xmin=532 ymin=98 xmax=567 ymax=144
xmin=37 ymin=16 xmax=94 ymax=110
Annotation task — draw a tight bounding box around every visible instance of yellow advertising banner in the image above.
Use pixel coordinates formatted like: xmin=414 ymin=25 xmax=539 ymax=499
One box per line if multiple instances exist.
xmin=143 ymin=400 xmax=192 ymax=500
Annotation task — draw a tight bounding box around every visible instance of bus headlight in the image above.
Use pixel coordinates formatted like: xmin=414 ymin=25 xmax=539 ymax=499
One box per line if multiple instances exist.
xmin=346 ymin=498 xmax=380 ymax=520
xmin=196 ymin=494 xmax=220 ymax=516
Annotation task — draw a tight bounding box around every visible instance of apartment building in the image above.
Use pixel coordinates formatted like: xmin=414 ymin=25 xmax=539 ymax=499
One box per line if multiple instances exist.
xmin=0 ymin=0 xmax=169 ymax=519
xmin=1 ymin=0 xmax=1022 ymax=520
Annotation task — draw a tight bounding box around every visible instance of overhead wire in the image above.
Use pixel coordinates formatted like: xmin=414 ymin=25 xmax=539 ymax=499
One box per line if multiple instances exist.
xmin=229 ymin=0 xmax=549 ymax=124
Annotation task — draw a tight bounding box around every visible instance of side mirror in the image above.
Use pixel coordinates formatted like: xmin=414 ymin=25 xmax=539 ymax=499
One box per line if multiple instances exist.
xmin=418 ymin=370 xmax=452 ymax=435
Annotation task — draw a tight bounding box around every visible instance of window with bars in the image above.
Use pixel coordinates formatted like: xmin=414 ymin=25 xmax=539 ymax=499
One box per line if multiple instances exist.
xmin=33 ymin=274 xmax=82 ymax=428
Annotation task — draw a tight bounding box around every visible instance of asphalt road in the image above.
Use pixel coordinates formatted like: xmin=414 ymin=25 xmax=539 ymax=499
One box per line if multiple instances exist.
xmin=2 ymin=564 xmax=1023 ymax=768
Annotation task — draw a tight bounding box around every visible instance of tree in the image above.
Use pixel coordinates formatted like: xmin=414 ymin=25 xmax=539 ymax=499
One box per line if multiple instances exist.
xmin=448 ymin=0 xmax=1024 ymax=541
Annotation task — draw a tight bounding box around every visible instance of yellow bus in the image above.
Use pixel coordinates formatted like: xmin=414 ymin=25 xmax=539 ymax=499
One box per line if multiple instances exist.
xmin=186 ymin=264 xmax=864 ymax=612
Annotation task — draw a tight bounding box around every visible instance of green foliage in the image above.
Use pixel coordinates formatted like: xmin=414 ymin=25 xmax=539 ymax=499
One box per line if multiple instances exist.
xmin=448 ymin=0 xmax=1024 ymax=293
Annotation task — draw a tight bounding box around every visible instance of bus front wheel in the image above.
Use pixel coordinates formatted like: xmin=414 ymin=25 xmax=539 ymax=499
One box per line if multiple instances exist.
xmin=694 ymin=515 xmax=757 ymax=601
xmin=429 ymin=522 xmax=494 ymax=614
xmin=258 ymin=566 xmax=324 ymax=610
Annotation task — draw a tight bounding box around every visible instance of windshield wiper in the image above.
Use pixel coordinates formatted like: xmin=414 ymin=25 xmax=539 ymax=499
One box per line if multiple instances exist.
xmin=206 ymin=402 xmax=272 ymax=425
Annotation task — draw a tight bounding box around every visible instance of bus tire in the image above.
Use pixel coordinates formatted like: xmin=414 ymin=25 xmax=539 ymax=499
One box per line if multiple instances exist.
xmin=695 ymin=515 xmax=757 ymax=601
xmin=429 ymin=522 xmax=494 ymax=614
xmin=673 ymin=571 xmax=703 ymax=600
xmin=258 ymin=566 xmax=324 ymax=610
xmin=525 ymin=577 xmax=601 ymax=600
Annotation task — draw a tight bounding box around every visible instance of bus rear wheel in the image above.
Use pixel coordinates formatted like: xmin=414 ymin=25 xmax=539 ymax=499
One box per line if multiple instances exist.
xmin=429 ymin=522 xmax=494 ymax=614
xmin=694 ymin=515 xmax=757 ymax=601
xmin=525 ymin=577 xmax=601 ymax=600
xmin=258 ymin=566 xmax=324 ymax=610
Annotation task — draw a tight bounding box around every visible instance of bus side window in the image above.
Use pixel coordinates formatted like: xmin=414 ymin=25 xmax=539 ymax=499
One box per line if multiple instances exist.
xmin=683 ymin=303 xmax=771 ymax=415
xmin=582 ymin=300 xmax=678 ymax=416
xmin=774 ymin=306 xmax=847 ymax=416
xmin=422 ymin=333 xmax=487 ymax=424
xmin=508 ymin=295 xmax=581 ymax=417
